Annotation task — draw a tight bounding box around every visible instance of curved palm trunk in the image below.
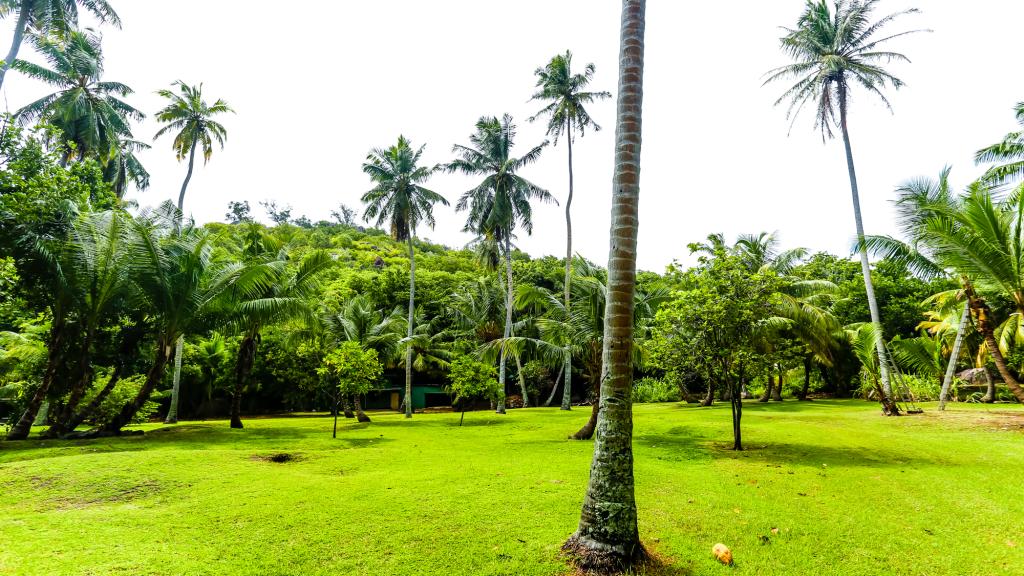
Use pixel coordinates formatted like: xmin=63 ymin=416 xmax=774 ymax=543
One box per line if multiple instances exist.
xmin=177 ymin=135 xmax=198 ymax=214
xmin=981 ymin=367 xmax=995 ymax=403
xmin=7 ymin=315 xmax=66 ymax=441
xmin=103 ymin=338 xmax=173 ymax=434
xmin=701 ymin=378 xmax=716 ymax=407
xmin=165 ymin=337 xmax=184 ymax=423
xmin=798 ymin=355 xmax=813 ymax=401
xmin=496 ymin=236 xmax=513 ymax=414
xmin=0 ymin=0 xmax=31 ymax=93
xmin=938 ymin=301 xmax=970 ymax=410
xmin=571 ymin=378 xmax=600 ymax=440
xmin=544 ymin=366 xmax=565 ymax=407
xmin=967 ymin=288 xmax=1024 ymax=403
xmin=355 ymin=395 xmax=371 ymax=423
xmin=838 ymin=88 xmax=897 ymax=416
xmin=230 ymin=334 xmax=256 ymax=429
xmin=64 ymin=363 xmax=123 ymax=434
xmin=563 ymin=1 xmax=646 ymax=569
xmin=514 ymin=353 xmax=529 ymax=407
xmin=405 ymin=236 xmax=416 ymax=418
xmin=44 ymin=326 xmax=96 ymax=438
xmin=759 ymin=369 xmax=773 ymax=403
xmin=562 ymin=127 xmax=576 ymax=412
xmin=773 ymin=365 xmax=785 ymax=401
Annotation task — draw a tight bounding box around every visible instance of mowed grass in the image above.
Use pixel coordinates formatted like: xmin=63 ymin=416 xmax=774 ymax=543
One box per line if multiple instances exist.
xmin=1 ymin=400 xmax=1022 ymax=576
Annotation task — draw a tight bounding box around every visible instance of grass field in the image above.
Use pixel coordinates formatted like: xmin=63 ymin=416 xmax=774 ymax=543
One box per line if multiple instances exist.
xmin=1 ymin=400 xmax=1022 ymax=576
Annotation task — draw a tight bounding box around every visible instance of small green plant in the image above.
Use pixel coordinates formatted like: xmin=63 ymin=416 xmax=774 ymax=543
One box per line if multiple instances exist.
xmin=447 ymin=355 xmax=499 ymax=426
xmin=632 ymin=377 xmax=681 ymax=404
xmin=318 ymin=342 xmax=383 ymax=435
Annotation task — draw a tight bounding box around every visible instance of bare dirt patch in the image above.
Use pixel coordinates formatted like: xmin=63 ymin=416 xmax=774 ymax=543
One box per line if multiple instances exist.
xmin=251 ymin=452 xmax=303 ymax=463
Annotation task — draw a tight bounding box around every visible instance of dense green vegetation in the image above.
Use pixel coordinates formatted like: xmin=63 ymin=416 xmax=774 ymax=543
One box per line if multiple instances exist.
xmin=2 ymin=0 xmax=1023 ymax=574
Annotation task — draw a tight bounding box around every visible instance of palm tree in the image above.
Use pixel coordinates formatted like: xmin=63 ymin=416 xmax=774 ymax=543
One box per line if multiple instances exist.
xmin=0 ymin=0 xmax=120 ymax=92
xmin=448 ymin=114 xmax=553 ymax=413
xmin=154 ymin=80 xmax=233 ymax=214
xmin=226 ymin=241 xmax=333 ymax=429
xmin=13 ymin=30 xmax=142 ymax=164
xmin=765 ymin=0 xmax=925 ymax=416
xmin=976 ymin=102 xmax=1024 ymax=185
xmin=104 ymin=138 xmax=150 ymax=199
xmin=361 ymin=135 xmax=447 ymax=418
xmin=563 ymin=0 xmax=646 ymax=569
xmin=530 ymin=51 xmax=610 ymax=411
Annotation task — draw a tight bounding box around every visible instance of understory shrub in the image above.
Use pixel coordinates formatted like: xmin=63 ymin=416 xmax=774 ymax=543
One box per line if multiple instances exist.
xmin=633 ymin=377 xmax=681 ymax=404
xmin=85 ymin=374 xmax=161 ymax=425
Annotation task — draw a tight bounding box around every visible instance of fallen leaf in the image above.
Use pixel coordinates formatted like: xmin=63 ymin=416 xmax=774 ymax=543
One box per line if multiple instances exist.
xmin=712 ymin=543 xmax=733 ymax=565
xmin=770 ymin=527 xmax=779 ymax=534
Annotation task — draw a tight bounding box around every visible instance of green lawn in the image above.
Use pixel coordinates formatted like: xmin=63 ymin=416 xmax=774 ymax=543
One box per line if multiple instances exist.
xmin=1 ymin=400 xmax=1022 ymax=575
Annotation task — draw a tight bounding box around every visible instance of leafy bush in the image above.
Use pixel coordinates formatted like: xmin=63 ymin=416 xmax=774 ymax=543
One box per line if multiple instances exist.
xmin=633 ymin=377 xmax=681 ymax=404
xmin=85 ymin=374 xmax=160 ymax=425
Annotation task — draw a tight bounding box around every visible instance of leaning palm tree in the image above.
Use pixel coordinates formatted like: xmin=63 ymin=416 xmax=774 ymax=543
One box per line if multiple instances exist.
xmin=0 ymin=0 xmax=120 ymax=92
xmin=563 ymin=0 xmax=646 ymax=570
xmin=530 ymin=51 xmax=610 ymax=411
xmin=447 ymin=114 xmax=553 ymax=413
xmin=13 ymin=30 xmax=142 ymax=164
xmin=361 ymin=135 xmax=447 ymax=418
xmin=154 ymin=80 xmax=233 ymax=214
xmin=975 ymin=102 xmax=1024 ymax=185
xmin=765 ymin=0 xmax=925 ymax=415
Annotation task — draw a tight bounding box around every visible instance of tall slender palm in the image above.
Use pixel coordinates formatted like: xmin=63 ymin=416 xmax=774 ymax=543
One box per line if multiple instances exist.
xmin=530 ymin=51 xmax=610 ymax=411
xmin=976 ymin=102 xmax=1024 ymax=185
xmin=448 ymin=114 xmax=553 ymax=413
xmin=765 ymin=0 xmax=925 ymax=415
xmin=361 ymin=135 xmax=447 ymax=418
xmin=0 ymin=0 xmax=120 ymax=92
xmin=154 ymin=80 xmax=233 ymax=214
xmin=563 ymin=0 xmax=646 ymax=569
xmin=13 ymin=30 xmax=142 ymax=164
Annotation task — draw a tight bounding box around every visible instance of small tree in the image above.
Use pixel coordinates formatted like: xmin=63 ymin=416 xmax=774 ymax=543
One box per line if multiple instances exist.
xmin=318 ymin=342 xmax=382 ymax=435
xmin=447 ymin=355 xmax=499 ymax=426
xmin=225 ymin=201 xmax=252 ymax=224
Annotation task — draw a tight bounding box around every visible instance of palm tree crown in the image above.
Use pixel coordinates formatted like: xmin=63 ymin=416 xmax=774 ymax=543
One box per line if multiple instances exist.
xmin=975 ymin=102 xmax=1024 ymax=185
xmin=13 ymin=30 xmax=142 ymax=162
xmin=361 ymin=136 xmax=447 ymax=240
xmin=764 ymin=0 xmax=923 ymax=137
xmin=154 ymin=81 xmax=233 ymax=165
xmin=529 ymin=51 xmax=611 ymax=142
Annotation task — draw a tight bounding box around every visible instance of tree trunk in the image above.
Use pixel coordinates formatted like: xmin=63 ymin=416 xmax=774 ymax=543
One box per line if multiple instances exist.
xmin=968 ymin=285 xmax=1024 ymax=403
xmin=0 ymin=0 xmax=31 ymax=93
xmin=44 ymin=326 xmax=96 ymax=438
xmin=64 ymin=364 xmax=123 ymax=434
xmin=230 ymin=335 xmax=256 ymax=429
xmin=514 ymin=353 xmax=529 ymax=407
xmin=544 ymin=365 xmax=564 ymax=407
xmin=332 ymin=393 xmax=340 ymax=438
xmin=562 ymin=124 xmax=576 ymax=411
xmin=165 ymin=336 xmax=184 ymax=423
xmin=496 ymin=236 xmax=513 ymax=414
xmin=343 ymin=395 xmax=355 ymax=419
xmin=981 ymin=367 xmax=995 ymax=403
xmin=838 ymin=86 xmax=895 ymax=413
xmin=177 ymin=134 xmax=198 ymax=214
xmin=563 ymin=2 xmax=646 ymax=569
xmin=354 ymin=395 xmax=371 ymax=423
xmin=701 ymin=378 xmax=715 ymax=407
xmin=798 ymin=355 xmax=813 ymax=401
xmin=939 ymin=300 xmax=970 ymax=410
xmin=773 ymin=364 xmax=784 ymax=401
xmin=405 ymin=236 xmax=416 ymax=418
xmin=759 ymin=369 xmax=773 ymax=403
xmin=103 ymin=339 xmax=173 ymax=434
xmin=6 ymin=315 xmax=65 ymax=441
xmin=571 ymin=379 xmax=600 ymax=440
xmin=729 ymin=375 xmax=743 ymax=451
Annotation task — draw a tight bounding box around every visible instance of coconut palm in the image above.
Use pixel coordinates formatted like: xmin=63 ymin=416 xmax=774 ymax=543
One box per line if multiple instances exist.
xmin=13 ymin=30 xmax=142 ymax=164
xmin=0 ymin=0 xmax=120 ymax=92
xmin=361 ymin=135 xmax=447 ymax=418
xmin=447 ymin=114 xmax=553 ymax=413
xmin=975 ymin=102 xmax=1024 ymax=185
xmin=765 ymin=0 xmax=925 ymax=415
xmin=153 ymin=80 xmax=233 ymax=213
xmin=530 ymin=51 xmax=610 ymax=411
xmin=563 ymin=1 xmax=646 ymax=568
xmin=104 ymin=138 xmax=150 ymax=199
xmin=226 ymin=244 xmax=333 ymax=429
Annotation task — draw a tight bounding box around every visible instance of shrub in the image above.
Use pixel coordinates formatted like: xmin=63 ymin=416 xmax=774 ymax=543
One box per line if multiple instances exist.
xmin=84 ymin=373 xmax=161 ymax=425
xmin=633 ymin=377 xmax=681 ymax=404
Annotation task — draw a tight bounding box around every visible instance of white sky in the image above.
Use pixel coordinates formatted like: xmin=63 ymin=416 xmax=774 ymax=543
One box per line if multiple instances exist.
xmin=4 ymin=1 xmax=1023 ymax=272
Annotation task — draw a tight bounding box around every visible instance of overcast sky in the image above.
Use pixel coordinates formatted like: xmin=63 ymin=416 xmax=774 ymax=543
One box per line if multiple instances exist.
xmin=4 ymin=1 xmax=1023 ymax=272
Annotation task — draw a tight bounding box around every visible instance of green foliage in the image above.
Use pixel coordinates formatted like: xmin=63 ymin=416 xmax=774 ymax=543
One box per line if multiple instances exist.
xmin=631 ymin=377 xmax=680 ymax=404
xmin=318 ymin=341 xmax=383 ymax=397
xmin=446 ymin=354 xmax=499 ymax=404
xmin=83 ymin=373 xmax=159 ymax=425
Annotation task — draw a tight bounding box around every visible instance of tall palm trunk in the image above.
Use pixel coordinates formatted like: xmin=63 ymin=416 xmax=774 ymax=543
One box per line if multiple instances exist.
xmin=563 ymin=1 xmax=646 ymax=569
xmin=103 ymin=338 xmax=173 ymax=433
xmin=967 ymin=288 xmax=1024 ymax=403
xmin=798 ymin=355 xmax=813 ymax=401
xmin=759 ymin=368 xmax=773 ymax=403
xmin=354 ymin=395 xmax=371 ymax=423
xmin=0 ymin=0 xmax=31 ymax=92
xmin=405 ymin=236 xmax=416 ymax=418
xmin=65 ymin=363 xmax=123 ymax=433
xmin=562 ymin=124 xmax=575 ymax=411
xmin=773 ymin=364 xmax=785 ymax=401
xmin=496 ymin=236 xmax=513 ymax=414
xmin=981 ymin=367 xmax=995 ymax=403
xmin=166 ymin=135 xmax=199 ymax=424
xmin=514 ymin=353 xmax=529 ymax=407
xmin=230 ymin=334 xmax=256 ymax=429
xmin=6 ymin=315 xmax=66 ymax=440
xmin=838 ymin=87 xmax=897 ymax=415
xmin=938 ymin=301 xmax=970 ymax=410
xmin=544 ymin=366 xmax=564 ymax=407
